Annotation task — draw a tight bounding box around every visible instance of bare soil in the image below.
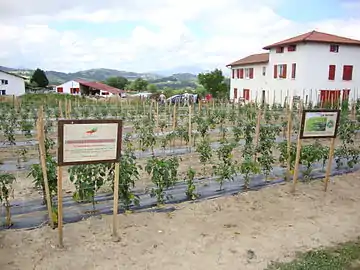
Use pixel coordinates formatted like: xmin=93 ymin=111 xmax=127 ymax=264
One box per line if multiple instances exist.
xmin=1 ymin=171 xmax=360 ymax=270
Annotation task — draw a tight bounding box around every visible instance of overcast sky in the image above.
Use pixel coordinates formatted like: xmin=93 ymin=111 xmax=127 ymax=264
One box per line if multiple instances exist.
xmin=1 ymin=0 xmax=360 ymax=72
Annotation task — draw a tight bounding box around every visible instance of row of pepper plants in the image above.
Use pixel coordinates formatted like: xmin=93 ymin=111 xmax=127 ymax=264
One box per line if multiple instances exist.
xmin=1 ymin=99 xmax=360 ymax=227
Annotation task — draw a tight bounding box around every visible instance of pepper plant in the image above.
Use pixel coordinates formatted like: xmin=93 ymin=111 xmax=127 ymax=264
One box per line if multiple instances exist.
xmin=0 ymin=173 xmax=16 ymax=227
xmin=212 ymin=140 xmax=237 ymax=190
xmin=69 ymin=163 xmax=111 ymax=211
xmin=196 ymin=138 xmax=212 ymax=175
xmin=145 ymin=156 xmax=179 ymax=205
xmin=112 ymin=134 xmax=141 ymax=210
xmin=184 ymin=167 xmax=198 ymax=200
xmin=300 ymin=143 xmax=323 ymax=180
xmin=256 ymin=125 xmax=279 ymax=180
xmin=28 ymin=137 xmax=57 ymax=205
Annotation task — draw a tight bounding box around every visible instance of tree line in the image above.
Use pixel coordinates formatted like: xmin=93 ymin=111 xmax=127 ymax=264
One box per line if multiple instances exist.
xmin=104 ymin=68 xmax=229 ymax=98
xmin=26 ymin=67 xmax=230 ymax=98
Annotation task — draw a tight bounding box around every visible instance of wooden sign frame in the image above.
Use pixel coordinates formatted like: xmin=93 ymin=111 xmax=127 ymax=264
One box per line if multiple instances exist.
xmin=57 ymin=119 xmax=122 ymax=247
xmin=292 ymin=108 xmax=341 ymax=193
xmin=299 ymin=109 xmax=340 ymax=139
xmin=58 ymin=119 xmax=122 ymax=166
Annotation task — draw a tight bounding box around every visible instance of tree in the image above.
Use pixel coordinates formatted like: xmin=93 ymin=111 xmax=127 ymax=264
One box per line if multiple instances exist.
xmin=30 ymin=68 xmax=49 ymax=88
xmin=147 ymin=84 xmax=158 ymax=93
xmin=197 ymin=69 xmax=228 ymax=98
xmin=129 ymin=78 xmax=148 ymax=91
xmin=105 ymin=76 xmax=128 ymax=89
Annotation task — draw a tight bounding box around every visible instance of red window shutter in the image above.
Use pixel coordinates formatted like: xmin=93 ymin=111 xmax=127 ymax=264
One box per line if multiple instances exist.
xmin=343 ymin=65 xmax=353 ymax=81
xmin=288 ymin=45 xmax=296 ymax=52
xmin=291 ymin=63 xmax=296 ymax=79
xmin=232 ymin=69 xmax=235 ymax=79
xmin=249 ymin=68 xmax=254 ymax=79
xmin=342 ymin=89 xmax=350 ymax=100
xmin=234 ymin=88 xmax=238 ymax=99
xmin=243 ymin=89 xmax=250 ymax=100
xmin=282 ymin=64 xmax=287 ymax=78
xmin=274 ymin=65 xmax=277 ymax=78
xmin=236 ymin=69 xmax=240 ymax=79
xmin=240 ymin=68 xmax=244 ymax=79
xmin=328 ymin=65 xmax=336 ymax=80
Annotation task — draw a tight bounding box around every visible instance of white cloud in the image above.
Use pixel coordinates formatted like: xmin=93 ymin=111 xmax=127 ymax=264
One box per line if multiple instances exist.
xmin=1 ymin=0 xmax=360 ymax=73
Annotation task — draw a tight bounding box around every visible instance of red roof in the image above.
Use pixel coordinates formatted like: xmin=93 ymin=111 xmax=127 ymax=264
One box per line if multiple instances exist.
xmin=226 ymin=53 xmax=269 ymax=67
xmin=263 ymin=30 xmax=360 ymax=50
xmin=75 ymin=79 xmax=124 ymax=94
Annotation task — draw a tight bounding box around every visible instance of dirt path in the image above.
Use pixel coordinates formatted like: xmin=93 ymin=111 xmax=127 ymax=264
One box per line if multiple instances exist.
xmin=1 ymin=172 xmax=360 ymax=270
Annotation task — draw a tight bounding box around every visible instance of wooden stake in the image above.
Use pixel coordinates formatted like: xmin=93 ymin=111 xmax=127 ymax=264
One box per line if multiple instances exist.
xmin=156 ymin=101 xmax=159 ymax=128
xmin=112 ymin=162 xmax=120 ymax=240
xmin=57 ymin=166 xmax=64 ymax=248
xmin=253 ymin=110 xmax=262 ymax=161
xmin=286 ymin=104 xmax=293 ymax=181
xmin=64 ymin=99 xmax=68 ymax=119
xmin=59 ymin=100 xmax=64 ymax=119
xmin=324 ymin=138 xmax=336 ymax=192
xmin=291 ymin=134 xmax=302 ymax=193
xmin=172 ymin=104 xmax=176 ymax=130
xmin=188 ymin=105 xmax=192 ymax=149
xmin=37 ymin=106 xmax=55 ymax=229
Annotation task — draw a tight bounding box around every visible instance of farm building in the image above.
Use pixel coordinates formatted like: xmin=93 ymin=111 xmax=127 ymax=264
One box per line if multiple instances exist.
xmin=0 ymin=70 xmax=26 ymax=96
xmin=227 ymin=30 xmax=360 ymax=105
xmin=56 ymin=79 xmax=124 ymax=97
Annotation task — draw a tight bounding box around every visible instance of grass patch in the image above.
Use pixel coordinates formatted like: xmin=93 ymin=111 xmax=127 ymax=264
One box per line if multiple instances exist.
xmin=266 ymin=237 xmax=360 ymax=270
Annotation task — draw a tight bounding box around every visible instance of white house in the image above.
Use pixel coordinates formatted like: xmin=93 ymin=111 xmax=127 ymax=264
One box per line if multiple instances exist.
xmin=56 ymin=80 xmax=81 ymax=94
xmin=56 ymin=79 xmax=124 ymax=97
xmin=0 ymin=70 xmax=26 ymax=96
xmin=227 ymin=30 xmax=360 ymax=106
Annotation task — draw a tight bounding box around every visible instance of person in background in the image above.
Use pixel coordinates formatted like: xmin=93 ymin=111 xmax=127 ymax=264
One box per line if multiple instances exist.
xmin=183 ymin=91 xmax=190 ymax=106
xmin=205 ymin=93 xmax=212 ymax=102
xmin=159 ymin=92 xmax=166 ymax=105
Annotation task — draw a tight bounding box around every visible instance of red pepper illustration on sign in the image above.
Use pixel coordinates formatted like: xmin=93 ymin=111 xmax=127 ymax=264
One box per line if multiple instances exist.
xmin=86 ymin=127 xmax=98 ymax=135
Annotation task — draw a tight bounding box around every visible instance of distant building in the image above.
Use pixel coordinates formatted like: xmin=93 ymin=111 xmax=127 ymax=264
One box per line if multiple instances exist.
xmin=0 ymin=70 xmax=26 ymax=96
xmin=56 ymin=79 xmax=124 ymax=97
xmin=227 ymin=30 xmax=360 ymax=105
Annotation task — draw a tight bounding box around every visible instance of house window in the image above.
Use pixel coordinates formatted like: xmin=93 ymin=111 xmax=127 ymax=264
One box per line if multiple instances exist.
xmin=288 ymin=45 xmax=297 ymax=52
xmin=1 ymin=80 xmax=8 ymax=85
xmin=243 ymin=89 xmax=250 ymax=100
xmin=0 ymin=90 xmax=6 ymax=95
xmin=274 ymin=64 xmax=287 ymax=78
xmin=328 ymin=65 xmax=336 ymax=80
xmin=262 ymin=67 xmax=266 ymax=76
xmin=276 ymin=47 xmax=284 ymax=53
xmin=233 ymin=88 xmax=238 ymax=99
xmin=291 ymin=63 xmax=296 ymax=79
xmin=244 ymin=68 xmax=254 ymax=79
xmin=330 ymin=44 xmax=339 ymax=53
xmin=343 ymin=65 xmax=353 ymax=81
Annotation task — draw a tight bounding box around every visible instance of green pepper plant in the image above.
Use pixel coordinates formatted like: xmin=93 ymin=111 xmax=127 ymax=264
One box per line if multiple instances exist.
xmin=0 ymin=173 xmax=16 ymax=227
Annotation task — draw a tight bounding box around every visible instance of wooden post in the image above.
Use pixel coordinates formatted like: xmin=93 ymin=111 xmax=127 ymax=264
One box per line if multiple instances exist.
xmin=57 ymin=166 xmax=64 ymax=248
xmin=188 ymin=105 xmax=192 ymax=148
xmin=291 ymin=134 xmax=302 ymax=193
xmin=156 ymin=101 xmax=159 ymax=128
xmin=286 ymin=104 xmax=293 ymax=181
xmin=172 ymin=104 xmax=176 ymax=130
xmin=68 ymin=99 xmax=72 ymax=117
xmin=253 ymin=110 xmax=262 ymax=161
xmin=59 ymin=100 xmax=64 ymax=118
xmin=37 ymin=106 xmax=55 ymax=228
xmin=324 ymin=138 xmax=336 ymax=192
xmin=64 ymin=99 xmax=68 ymax=119
xmin=112 ymin=162 xmax=120 ymax=240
